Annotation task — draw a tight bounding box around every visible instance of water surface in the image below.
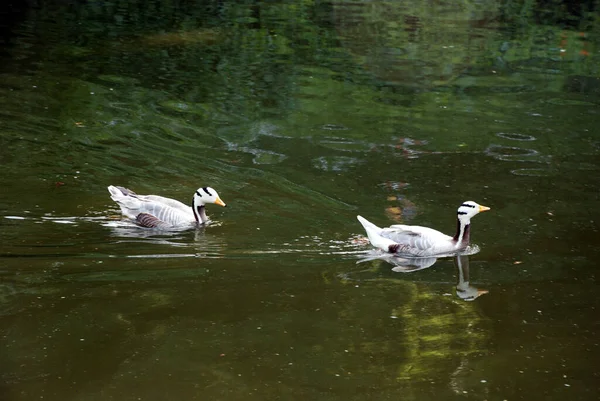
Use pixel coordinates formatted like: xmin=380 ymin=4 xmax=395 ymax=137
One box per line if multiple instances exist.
xmin=1 ymin=1 xmax=599 ymax=400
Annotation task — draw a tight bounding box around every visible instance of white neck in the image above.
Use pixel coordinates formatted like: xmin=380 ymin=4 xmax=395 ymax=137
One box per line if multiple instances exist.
xmin=192 ymin=197 xmax=208 ymax=224
xmin=453 ymin=217 xmax=471 ymax=246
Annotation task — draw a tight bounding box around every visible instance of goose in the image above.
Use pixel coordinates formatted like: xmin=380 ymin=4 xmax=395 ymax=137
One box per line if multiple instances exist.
xmin=357 ymin=201 xmax=490 ymax=257
xmin=108 ymin=185 xmax=226 ymax=229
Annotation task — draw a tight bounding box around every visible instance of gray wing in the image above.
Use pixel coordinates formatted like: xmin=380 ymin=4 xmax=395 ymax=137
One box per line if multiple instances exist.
xmin=136 ymin=213 xmax=174 ymax=230
xmin=380 ymin=226 xmax=452 ymax=257
xmin=114 ymin=187 xmax=191 ymax=214
xmin=139 ymin=202 xmax=193 ymax=226
xmin=141 ymin=195 xmax=191 ymax=213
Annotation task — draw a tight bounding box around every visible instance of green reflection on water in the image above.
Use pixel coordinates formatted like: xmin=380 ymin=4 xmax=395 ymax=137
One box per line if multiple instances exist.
xmin=1 ymin=0 xmax=600 ymax=400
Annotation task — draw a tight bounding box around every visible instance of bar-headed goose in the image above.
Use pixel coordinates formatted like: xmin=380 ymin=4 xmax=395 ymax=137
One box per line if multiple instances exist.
xmin=108 ymin=185 xmax=226 ymax=229
xmin=357 ymin=201 xmax=489 ymax=257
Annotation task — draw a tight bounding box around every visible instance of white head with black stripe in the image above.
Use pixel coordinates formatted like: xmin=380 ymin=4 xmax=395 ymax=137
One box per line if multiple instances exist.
xmin=193 ymin=187 xmax=226 ymax=209
xmin=457 ymin=201 xmax=490 ymax=223
xmin=193 ymin=187 xmax=226 ymax=207
xmin=192 ymin=186 xmax=226 ymax=224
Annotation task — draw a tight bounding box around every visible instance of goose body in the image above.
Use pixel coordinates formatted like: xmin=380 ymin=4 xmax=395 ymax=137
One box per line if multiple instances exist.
xmin=108 ymin=185 xmax=226 ymax=229
xmin=357 ymin=201 xmax=489 ymax=257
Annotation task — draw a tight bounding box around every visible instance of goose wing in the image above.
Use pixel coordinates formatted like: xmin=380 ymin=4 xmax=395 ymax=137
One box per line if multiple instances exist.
xmin=112 ymin=186 xmax=191 ymax=213
xmin=380 ymin=225 xmax=454 ymax=256
xmin=135 ymin=202 xmax=194 ymax=227
xmin=136 ymin=213 xmax=177 ymax=230
xmin=138 ymin=194 xmax=191 ymax=213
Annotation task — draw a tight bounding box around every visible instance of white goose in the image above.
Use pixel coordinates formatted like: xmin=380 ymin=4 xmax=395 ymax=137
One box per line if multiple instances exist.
xmin=108 ymin=185 xmax=226 ymax=229
xmin=357 ymin=201 xmax=490 ymax=257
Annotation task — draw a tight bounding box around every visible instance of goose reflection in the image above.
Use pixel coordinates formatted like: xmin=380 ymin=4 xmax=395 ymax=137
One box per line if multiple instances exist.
xmin=103 ymin=220 xmax=227 ymax=258
xmin=104 ymin=219 xmax=222 ymax=239
xmin=454 ymin=254 xmax=488 ymax=301
xmin=390 ymin=253 xmax=488 ymax=301
xmin=357 ymin=250 xmax=488 ymax=301
xmin=104 ymin=220 xmax=190 ymax=242
xmin=356 ymin=249 xmax=437 ymax=272
xmin=356 ymin=242 xmax=479 ymax=271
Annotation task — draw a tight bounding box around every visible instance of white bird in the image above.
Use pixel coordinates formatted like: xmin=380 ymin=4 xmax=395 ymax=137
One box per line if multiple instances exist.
xmin=357 ymin=201 xmax=490 ymax=257
xmin=108 ymin=185 xmax=226 ymax=229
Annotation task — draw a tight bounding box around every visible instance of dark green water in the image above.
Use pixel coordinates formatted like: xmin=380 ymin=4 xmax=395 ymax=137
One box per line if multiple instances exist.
xmin=1 ymin=1 xmax=600 ymax=400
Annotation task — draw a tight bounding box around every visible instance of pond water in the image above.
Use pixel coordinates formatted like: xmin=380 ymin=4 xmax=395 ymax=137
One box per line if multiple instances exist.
xmin=1 ymin=1 xmax=599 ymax=400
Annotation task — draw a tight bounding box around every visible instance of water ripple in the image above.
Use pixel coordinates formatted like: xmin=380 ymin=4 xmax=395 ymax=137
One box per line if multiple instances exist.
xmin=319 ymin=124 xmax=350 ymax=131
xmin=485 ymin=144 xmax=548 ymax=162
xmin=510 ymin=168 xmax=551 ymax=177
xmin=312 ymin=156 xmax=363 ymax=171
xmin=496 ymin=132 xmax=537 ymax=141
xmin=318 ymin=137 xmax=373 ymax=152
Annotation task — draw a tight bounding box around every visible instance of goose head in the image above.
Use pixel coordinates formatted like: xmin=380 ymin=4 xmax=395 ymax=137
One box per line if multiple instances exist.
xmin=193 ymin=187 xmax=226 ymax=207
xmin=192 ymin=187 xmax=226 ymax=224
xmin=453 ymin=201 xmax=490 ymax=246
xmin=457 ymin=201 xmax=490 ymax=223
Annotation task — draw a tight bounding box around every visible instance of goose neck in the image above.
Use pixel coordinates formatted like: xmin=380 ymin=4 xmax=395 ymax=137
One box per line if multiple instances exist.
xmin=192 ymin=198 xmax=208 ymax=224
xmin=453 ymin=218 xmax=471 ymax=246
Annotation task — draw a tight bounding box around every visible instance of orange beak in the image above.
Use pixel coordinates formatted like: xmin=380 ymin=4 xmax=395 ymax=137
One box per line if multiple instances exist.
xmin=214 ymin=197 xmax=226 ymax=207
xmin=478 ymin=205 xmax=490 ymax=212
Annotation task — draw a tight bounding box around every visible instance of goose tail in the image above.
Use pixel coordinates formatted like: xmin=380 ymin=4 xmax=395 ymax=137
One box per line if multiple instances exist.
xmin=108 ymin=185 xmax=140 ymax=219
xmin=357 ymin=215 xmax=398 ymax=252
xmin=108 ymin=185 xmax=137 ymax=200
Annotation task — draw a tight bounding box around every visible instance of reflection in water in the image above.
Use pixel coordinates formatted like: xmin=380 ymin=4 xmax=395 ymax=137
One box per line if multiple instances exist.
xmin=3 ymin=213 xmax=228 ymax=260
xmin=357 ymin=249 xmax=488 ymax=301
xmin=104 ymin=219 xmax=223 ymax=237
xmin=454 ymin=254 xmax=489 ymax=301
xmin=332 ymin=1 xmax=500 ymax=88
xmin=355 ymin=251 xmax=438 ymax=272
xmin=390 ymin=256 xmax=437 ymax=272
xmin=357 ymin=244 xmax=480 ymax=269
xmin=104 ymin=219 xmax=227 ymax=259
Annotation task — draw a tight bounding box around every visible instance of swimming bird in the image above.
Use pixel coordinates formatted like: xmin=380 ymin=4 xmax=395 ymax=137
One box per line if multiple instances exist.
xmin=108 ymin=185 xmax=226 ymax=229
xmin=357 ymin=201 xmax=490 ymax=257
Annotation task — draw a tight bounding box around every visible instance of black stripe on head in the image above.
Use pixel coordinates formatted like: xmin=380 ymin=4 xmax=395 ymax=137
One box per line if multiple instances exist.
xmin=461 ymin=203 xmax=475 ymax=208
xmin=457 ymin=211 xmax=468 ymax=215
xmin=202 ymin=187 xmax=213 ymax=196
xmin=195 ymin=190 xmax=202 ymax=197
